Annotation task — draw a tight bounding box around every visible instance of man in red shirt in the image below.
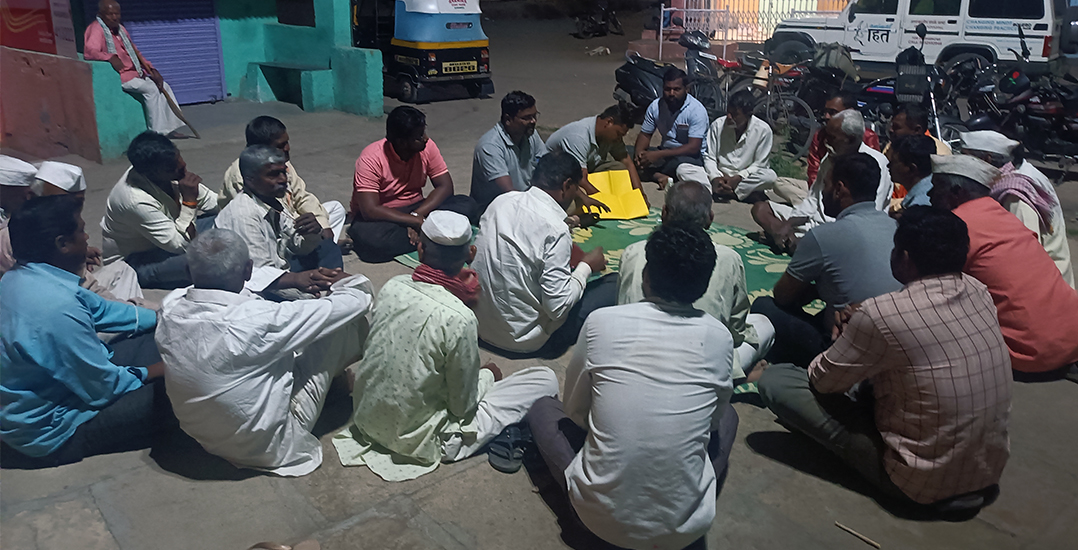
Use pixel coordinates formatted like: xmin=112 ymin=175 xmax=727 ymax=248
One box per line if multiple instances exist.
xmin=348 ymin=106 xmax=477 ymax=263
xmin=83 ymin=0 xmax=187 ymax=138
xmin=806 ymin=92 xmax=880 ymax=183
xmin=929 ymin=154 xmax=1078 ymax=379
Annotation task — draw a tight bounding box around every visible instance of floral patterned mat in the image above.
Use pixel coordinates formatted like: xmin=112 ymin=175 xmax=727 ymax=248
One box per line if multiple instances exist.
xmin=396 ymin=208 xmax=791 ymax=304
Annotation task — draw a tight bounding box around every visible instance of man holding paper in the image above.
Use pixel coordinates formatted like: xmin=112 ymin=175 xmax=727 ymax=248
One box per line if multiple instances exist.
xmin=546 ymin=104 xmax=643 ymax=205
xmin=474 ymin=152 xmax=616 ymax=358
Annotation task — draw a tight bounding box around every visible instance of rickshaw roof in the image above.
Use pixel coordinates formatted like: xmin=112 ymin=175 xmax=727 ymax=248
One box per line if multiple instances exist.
xmin=400 ymin=0 xmax=482 ymax=15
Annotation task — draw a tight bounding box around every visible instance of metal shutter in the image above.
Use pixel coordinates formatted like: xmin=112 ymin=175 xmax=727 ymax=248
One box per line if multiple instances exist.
xmin=85 ymin=0 xmax=227 ymax=104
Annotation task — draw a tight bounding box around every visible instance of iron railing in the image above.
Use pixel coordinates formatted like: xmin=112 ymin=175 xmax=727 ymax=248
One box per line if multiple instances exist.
xmin=681 ymin=0 xmax=850 ymax=43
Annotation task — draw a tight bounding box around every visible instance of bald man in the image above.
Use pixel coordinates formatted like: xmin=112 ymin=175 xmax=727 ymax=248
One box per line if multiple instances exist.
xmin=83 ymin=0 xmax=187 ymax=137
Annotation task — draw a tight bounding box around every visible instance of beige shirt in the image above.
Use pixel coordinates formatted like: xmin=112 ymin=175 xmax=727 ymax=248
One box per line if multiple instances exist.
xmin=616 ymin=238 xmax=757 ymax=348
xmin=810 ymin=273 xmax=1011 ymax=504
xmin=103 ymin=167 xmax=218 ymax=256
xmin=220 ymin=159 xmax=330 ymax=230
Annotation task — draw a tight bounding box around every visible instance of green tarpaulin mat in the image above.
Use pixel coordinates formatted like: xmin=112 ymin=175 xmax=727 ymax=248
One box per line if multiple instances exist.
xmin=394 ymin=208 xmax=801 ymax=395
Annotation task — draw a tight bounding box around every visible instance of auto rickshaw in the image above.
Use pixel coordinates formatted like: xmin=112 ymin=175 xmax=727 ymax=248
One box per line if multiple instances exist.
xmin=352 ymin=0 xmax=495 ymax=103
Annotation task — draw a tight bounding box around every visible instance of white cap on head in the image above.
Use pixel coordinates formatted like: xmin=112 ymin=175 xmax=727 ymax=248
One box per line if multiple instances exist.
xmin=931 ymin=154 xmax=1000 ymax=188
xmin=959 ymin=130 xmax=1019 ymax=156
xmin=421 ymin=211 xmax=472 ymax=246
xmin=0 ymin=155 xmax=38 ymax=188
xmin=35 ymin=161 xmax=87 ymax=193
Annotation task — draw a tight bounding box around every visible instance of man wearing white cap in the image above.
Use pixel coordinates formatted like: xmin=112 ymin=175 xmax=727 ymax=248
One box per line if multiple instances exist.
xmin=156 ymin=228 xmax=374 ymax=476
xmin=0 ymin=156 xmax=39 ymax=274
xmin=33 ymin=161 xmax=149 ymax=306
xmin=930 ymin=155 xmax=1078 ymax=378
xmin=334 ymin=211 xmax=559 ymax=480
xmin=958 ymin=131 xmax=1073 ymax=288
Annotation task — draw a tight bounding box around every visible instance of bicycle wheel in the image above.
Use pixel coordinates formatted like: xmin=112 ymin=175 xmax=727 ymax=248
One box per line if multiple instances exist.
xmin=755 ymin=94 xmax=818 ymax=160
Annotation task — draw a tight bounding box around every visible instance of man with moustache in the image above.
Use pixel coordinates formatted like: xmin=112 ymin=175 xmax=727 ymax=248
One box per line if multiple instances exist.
xmin=470 ymin=91 xmax=548 ymax=214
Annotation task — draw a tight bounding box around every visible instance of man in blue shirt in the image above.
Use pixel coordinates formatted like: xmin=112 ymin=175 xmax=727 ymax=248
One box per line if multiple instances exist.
xmin=1 ymin=195 xmax=171 ymax=467
xmin=887 ymin=134 xmax=936 ymax=216
xmin=633 ymin=67 xmax=710 ymax=189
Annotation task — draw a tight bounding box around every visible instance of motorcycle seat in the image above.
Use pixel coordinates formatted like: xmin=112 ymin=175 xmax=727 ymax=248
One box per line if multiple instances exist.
xmin=627 ymin=52 xmax=671 ymax=76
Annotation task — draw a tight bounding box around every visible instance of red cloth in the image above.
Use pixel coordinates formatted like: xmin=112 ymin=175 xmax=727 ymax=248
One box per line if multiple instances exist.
xmin=954 ymin=197 xmax=1078 ymax=373
xmin=412 ymin=264 xmax=480 ymax=307
xmin=806 ymin=127 xmax=880 ymax=183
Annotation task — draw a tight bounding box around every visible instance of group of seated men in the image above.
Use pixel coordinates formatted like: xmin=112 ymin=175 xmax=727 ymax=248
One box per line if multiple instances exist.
xmin=2 ymin=70 xmax=1077 ymax=549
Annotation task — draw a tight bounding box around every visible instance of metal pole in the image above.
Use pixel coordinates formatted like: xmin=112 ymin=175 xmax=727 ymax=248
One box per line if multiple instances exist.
xmin=659 ymin=7 xmax=666 ymax=60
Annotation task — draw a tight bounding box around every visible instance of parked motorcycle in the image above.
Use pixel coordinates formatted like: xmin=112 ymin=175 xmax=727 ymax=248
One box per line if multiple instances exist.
xmin=963 ymin=24 xmax=1078 ymax=162
xmin=575 ymin=1 xmax=623 ymax=39
xmin=613 ymin=18 xmax=735 ymax=122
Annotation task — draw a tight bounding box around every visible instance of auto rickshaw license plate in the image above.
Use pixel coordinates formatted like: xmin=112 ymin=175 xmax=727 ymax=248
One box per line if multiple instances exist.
xmin=442 ymin=61 xmax=477 ymax=74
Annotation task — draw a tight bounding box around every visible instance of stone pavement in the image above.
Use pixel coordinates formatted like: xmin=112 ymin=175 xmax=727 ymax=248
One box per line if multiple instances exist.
xmin=3 ymin=15 xmax=1078 ymax=550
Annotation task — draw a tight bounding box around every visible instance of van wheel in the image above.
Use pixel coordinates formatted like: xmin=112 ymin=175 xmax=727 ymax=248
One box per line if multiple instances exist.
xmin=942 ymin=53 xmax=991 ymax=76
xmin=771 ymin=40 xmax=812 ymax=64
xmin=399 ymin=79 xmax=420 ymax=103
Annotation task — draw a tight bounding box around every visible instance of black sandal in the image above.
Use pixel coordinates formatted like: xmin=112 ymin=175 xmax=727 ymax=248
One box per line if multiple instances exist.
xmin=488 ymin=425 xmax=526 ymax=474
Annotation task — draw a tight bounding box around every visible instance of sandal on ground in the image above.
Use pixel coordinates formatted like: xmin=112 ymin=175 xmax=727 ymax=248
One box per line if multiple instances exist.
xmin=248 ymin=541 xmax=320 ymax=550
xmin=488 ymin=424 xmax=525 ymax=474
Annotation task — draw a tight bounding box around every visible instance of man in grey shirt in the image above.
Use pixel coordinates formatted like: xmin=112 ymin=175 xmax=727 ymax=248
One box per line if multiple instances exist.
xmin=546 ymin=104 xmax=643 ymax=197
xmin=470 ymin=91 xmax=547 ymax=213
xmin=751 ymin=153 xmax=902 ymax=368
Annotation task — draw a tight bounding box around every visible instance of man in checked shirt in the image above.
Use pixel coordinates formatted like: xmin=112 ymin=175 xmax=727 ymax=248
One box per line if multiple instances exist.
xmin=759 ymin=206 xmax=1012 ymax=516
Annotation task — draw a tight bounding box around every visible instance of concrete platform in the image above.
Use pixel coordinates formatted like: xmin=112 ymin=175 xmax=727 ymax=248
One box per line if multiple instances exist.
xmin=2 ymin=13 xmax=1078 ymax=550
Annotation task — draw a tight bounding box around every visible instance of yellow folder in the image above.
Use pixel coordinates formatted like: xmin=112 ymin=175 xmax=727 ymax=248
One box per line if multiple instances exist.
xmin=583 ymin=170 xmax=649 ymax=220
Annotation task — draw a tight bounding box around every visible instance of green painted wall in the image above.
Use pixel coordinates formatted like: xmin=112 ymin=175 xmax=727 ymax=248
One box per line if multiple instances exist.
xmin=88 ymin=61 xmax=146 ymax=160
xmin=215 ymin=0 xmax=276 ymax=97
xmin=332 ymin=47 xmax=383 ymax=117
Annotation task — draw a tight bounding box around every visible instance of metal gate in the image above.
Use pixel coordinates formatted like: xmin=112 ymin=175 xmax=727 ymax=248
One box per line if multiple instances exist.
xmin=84 ymin=0 xmax=227 ymax=104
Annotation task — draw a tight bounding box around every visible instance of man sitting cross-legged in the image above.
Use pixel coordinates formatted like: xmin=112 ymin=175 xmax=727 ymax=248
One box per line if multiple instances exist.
xmin=546 ymin=103 xmax=642 ymax=205
xmin=103 ymin=132 xmax=219 ymax=289
xmin=759 ymin=206 xmax=1011 ymax=516
xmin=751 ymin=153 xmax=902 ymax=369
xmin=473 ymin=151 xmax=615 ymax=358
xmin=333 ymin=211 xmax=559 ymax=480
xmin=617 ymin=181 xmax=774 ymax=383
xmin=215 ymin=145 xmax=346 ymax=301
xmin=1 ymin=195 xmax=172 ymax=468
xmin=220 ymin=116 xmax=349 ymax=248
xmin=470 ymin=91 xmax=548 ymax=215
xmin=929 ymin=155 xmax=1078 ymax=379
xmin=676 ymin=90 xmax=780 ymax=203
xmin=348 ymin=106 xmax=477 ymax=263
xmin=751 ymin=109 xmax=891 ymax=252
xmin=527 ymin=223 xmax=737 ymax=550
xmin=156 ymin=229 xmax=373 ymax=476
xmin=632 ymin=67 xmax=710 ymax=190
xmin=886 ymin=134 xmax=937 ymax=216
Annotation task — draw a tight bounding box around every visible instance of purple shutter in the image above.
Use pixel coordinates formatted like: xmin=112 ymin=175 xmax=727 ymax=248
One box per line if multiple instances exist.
xmin=86 ymin=0 xmax=227 ymax=105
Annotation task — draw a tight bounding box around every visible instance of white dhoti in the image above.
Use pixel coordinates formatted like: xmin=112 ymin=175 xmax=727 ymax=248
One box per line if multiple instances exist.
xmin=676 ymin=163 xmax=779 ymax=200
xmin=290 ymin=316 xmax=368 ymax=431
xmin=766 ymin=200 xmax=819 ymax=239
xmin=733 ymin=313 xmax=776 ymax=381
xmin=121 ymin=77 xmax=185 ymax=135
xmin=323 ymin=200 xmax=347 ymax=243
xmin=441 ymin=366 xmax=560 ymax=462
xmin=86 ymin=259 xmax=144 ymax=304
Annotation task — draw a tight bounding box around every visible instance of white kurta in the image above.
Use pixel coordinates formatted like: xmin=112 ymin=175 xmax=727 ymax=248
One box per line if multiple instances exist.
xmin=1013 ymin=162 xmax=1074 ymax=288
xmin=156 ymin=275 xmax=374 ymax=477
xmin=676 ymin=115 xmax=777 ymax=199
xmin=563 ymin=301 xmax=735 ymax=550
xmin=473 ymin=187 xmax=592 ymax=352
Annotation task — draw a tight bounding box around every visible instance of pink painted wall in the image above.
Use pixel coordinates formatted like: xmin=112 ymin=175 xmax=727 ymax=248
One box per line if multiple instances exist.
xmin=0 ymin=46 xmax=101 ymax=162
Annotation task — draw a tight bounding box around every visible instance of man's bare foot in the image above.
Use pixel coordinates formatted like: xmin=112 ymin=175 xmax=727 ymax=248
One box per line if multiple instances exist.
xmin=337 ymin=235 xmax=354 ymax=255
xmin=166 ymin=130 xmax=194 ymax=139
xmin=655 ymin=175 xmax=672 ymax=190
xmin=745 ymin=360 xmax=770 ymax=384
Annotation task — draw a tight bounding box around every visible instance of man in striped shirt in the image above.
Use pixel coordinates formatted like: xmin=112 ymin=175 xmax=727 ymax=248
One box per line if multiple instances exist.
xmin=759 ymin=206 xmax=1011 ymax=514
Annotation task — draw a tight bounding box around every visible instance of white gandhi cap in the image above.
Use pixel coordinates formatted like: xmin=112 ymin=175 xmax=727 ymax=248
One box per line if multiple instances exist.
xmin=931 ymin=154 xmax=1000 ymax=189
xmin=0 ymin=155 xmax=37 ymax=187
xmin=35 ymin=161 xmax=87 ymax=193
xmin=959 ymin=130 xmax=1019 ymax=156
xmin=421 ymin=211 xmax=472 ymax=246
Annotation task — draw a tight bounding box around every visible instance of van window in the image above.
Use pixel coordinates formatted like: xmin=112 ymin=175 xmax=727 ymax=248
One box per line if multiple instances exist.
xmin=856 ymin=0 xmax=900 ymax=15
xmin=968 ymin=0 xmax=1046 ymax=19
xmin=909 ymin=0 xmax=961 ymax=16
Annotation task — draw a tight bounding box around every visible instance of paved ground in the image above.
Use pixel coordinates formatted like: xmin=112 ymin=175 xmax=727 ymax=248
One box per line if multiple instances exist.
xmin=3 ymin=12 xmax=1078 ymax=550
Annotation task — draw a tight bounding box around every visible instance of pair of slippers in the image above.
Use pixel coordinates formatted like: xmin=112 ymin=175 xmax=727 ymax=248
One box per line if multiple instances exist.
xmin=487 ymin=423 xmax=532 ymax=474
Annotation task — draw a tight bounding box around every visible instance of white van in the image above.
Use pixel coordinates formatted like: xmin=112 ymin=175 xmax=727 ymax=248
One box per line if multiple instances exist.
xmin=768 ymin=0 xmax=1071 ymax=70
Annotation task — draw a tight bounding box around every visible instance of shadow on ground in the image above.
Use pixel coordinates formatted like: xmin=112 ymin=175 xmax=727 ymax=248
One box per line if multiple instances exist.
xmin=745 ymin=430 xmax=984 ymax=523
